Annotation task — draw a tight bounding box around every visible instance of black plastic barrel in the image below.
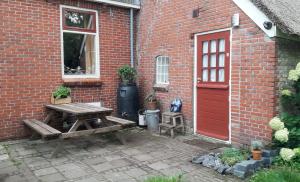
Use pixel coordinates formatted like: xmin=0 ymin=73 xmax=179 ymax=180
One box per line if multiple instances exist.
xmin=117 ymin=84 xmax=139 ymax=123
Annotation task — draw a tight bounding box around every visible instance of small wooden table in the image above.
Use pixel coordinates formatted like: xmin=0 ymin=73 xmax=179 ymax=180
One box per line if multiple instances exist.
xmin=24 ymin=103 xmax=135 ymax=157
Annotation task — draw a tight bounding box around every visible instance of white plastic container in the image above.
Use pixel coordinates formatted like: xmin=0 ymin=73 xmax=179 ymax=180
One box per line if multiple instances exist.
xmin=138 ymin=110 xmax=147 ymax=126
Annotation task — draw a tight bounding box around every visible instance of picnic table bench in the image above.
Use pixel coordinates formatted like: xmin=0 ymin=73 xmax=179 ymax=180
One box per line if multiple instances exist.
xmin=23 ymin=103 xmax=135 ymax=157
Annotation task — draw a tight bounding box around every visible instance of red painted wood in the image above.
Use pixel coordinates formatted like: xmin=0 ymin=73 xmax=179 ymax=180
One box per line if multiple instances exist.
xmin=197 ymin=31 xmax=230 ymax=140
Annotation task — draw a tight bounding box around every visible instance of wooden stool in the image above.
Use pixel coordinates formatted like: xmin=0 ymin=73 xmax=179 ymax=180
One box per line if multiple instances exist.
xmin=159 ymin=112 xmax=184 ymax=138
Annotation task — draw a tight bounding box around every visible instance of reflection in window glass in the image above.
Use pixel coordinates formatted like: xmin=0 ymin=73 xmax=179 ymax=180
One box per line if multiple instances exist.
xmin=219 ymin=53 xmax=225 ymax=67
xmin=210 ymin=69 xmax=216 ymax=82
xmin=219 ymin=39 xmax=225 ymax=52
xmin=203 ymin=41 xmax=208 ymax=54
xmin=210 ymin=54 xmax=216 ymax=67
xmin=64 ymin=9 xmax=95 ymax=31
xmin=210 ymin=40 xmax=216 ymax=53
xmin=203 ymin=69 xmax=208 ymax=82
xmin=219 ymin=69 xmax=225 ymax=82
xmin=203 ymin=55 xmax=208 ymax=67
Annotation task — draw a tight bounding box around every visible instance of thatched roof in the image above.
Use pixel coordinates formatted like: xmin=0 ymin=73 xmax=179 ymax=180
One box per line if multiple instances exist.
xmin=251 ymin=0 xmax=300 ymax=35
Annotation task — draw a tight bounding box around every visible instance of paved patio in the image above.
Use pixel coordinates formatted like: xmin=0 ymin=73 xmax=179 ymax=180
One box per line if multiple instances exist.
xmin=0 ymin=129 xmax=240 ymax=182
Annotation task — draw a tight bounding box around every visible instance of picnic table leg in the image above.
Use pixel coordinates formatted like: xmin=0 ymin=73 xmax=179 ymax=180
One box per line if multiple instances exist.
xmin=115 ymin=132 xmax=127 ymax=145
xmin=51 ymin=138 xmax=64 ymax=158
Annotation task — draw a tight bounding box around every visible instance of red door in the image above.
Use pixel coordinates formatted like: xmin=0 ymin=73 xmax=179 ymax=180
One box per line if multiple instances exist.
xmin=196 ymin=31 xmax=230 ymax=140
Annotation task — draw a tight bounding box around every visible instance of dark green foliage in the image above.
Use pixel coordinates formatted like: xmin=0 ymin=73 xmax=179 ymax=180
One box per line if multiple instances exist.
xmin=249 ymin=167 xmax=300 ymax=182
xmin=220 ymin=148 xmax=248 ymax=166
xmin=53 ymin=86 xmax=71 ymax=99
xmin=118 ymin=65 xmax=137 ymax=84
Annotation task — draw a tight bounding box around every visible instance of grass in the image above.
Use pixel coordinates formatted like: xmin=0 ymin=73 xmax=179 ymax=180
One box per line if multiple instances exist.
xmin=144 ymin=175 xmax=183 ymax=182
xmin=249 ymin=167 xmax=300 ymax=182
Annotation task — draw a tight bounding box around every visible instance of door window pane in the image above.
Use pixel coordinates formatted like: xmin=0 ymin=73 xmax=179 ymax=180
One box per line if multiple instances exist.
xmin=203 ymin=55 xmax=208 ymax=67
xmin=210 ymin=40 xmax=216 ymax=53
xmin=203 ymin=41 xmax=208 ymax=54
xmin=202 ymin=69 xmax=208 ymax=82
xmin=210 ymin=54 xmax=216 ymax=67
xmin=219 ymin=39 xmax=225 ymax=52
xmin=210 ymin=69 xmax=216 ymax=82
xmin=219 ymin=69 xmax=225 ymax=82
xmin=219 ymin=53 xmax=225 ymax=67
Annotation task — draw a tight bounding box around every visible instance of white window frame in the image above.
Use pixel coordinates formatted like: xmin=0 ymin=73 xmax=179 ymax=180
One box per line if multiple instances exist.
xmin=156 ymin=56 xmax=169 ymax=85
xmin=60 ymin=5 xmax=100 ymax=79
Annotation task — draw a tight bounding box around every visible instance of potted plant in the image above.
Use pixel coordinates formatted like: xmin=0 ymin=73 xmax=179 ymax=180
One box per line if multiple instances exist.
xmin=118 ymin=65 xmax=137 ymax=85
xmin=251 ymin=140 xmax=263 ymax=160
xmin=144 ymin=91 xmax=158 ymax=110
xmin=117 ymin=65 xmax=139 ymax=121
xmin=51 ymin=86 xmax=71 ymax=105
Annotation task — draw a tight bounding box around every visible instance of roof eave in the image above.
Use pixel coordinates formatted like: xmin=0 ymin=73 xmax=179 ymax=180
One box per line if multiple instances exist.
xmin=86 ymin=0 xmax=140 ymax=9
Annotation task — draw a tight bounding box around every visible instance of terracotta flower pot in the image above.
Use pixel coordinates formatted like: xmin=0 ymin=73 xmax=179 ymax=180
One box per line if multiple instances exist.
xmin=146 ymin=101 xmax=157 ymax=110
xmin=252 ymin=150 xmax=262 ymax=160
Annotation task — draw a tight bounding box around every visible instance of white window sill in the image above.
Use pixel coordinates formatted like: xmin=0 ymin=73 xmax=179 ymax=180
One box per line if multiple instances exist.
xmin=153 ymin=84 xmax=169 ymax=92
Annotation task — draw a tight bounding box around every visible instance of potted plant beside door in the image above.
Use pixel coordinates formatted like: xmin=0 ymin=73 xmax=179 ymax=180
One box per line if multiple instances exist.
xmin=51 ymin=86 xmax=72 ymax=105
xmin=251 ymin=140 xmax=263 ymax=160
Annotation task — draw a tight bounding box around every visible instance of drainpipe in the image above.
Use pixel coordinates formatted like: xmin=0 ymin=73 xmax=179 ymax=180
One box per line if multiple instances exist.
xmin=130 ymin=8 xmax=134 ymax=68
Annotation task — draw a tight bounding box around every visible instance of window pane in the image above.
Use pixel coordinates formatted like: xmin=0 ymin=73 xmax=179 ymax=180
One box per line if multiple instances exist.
xmin=219 ymin=39 xmax=225 ymax=52
xmin=203 ymin=55 xmax=208 ymax=67
xmin=64 ymin=33 xmax=96 ymax=75
xmin=203 ymin=41 xmax=208 ymax=54
xmin=219 ymin=69 xmax=225 ymax=82
xmin=210 ymin=69 xmax=216 ymax=82
xmin=219 ymin=53 xmax=225 ymax=67
xmin=64 ymin=9 xmax=95 ymax=30
xmin=202 ymin=69 xmax=208 ymax=82
xmin=156 ymin=56 xmax=169 ymax=84
xmin=210 ymin=54 xmax=216 ymax=67
xmin=210 ymin=40 xmax=216 ymax=53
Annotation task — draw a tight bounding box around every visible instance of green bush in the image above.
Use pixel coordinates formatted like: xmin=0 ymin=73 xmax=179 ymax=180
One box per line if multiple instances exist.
xmin=144 ymin=175 xmax=183 ymax=182
xmin=118 ymin=65 xmax=137 ymax=84
xmin=53 ymin=86 xmax=71 ymax=99
xmin=249 ymin=167 xmax=300 ymax=182
xmin=220 ymin=148 xmax=248 ymax=166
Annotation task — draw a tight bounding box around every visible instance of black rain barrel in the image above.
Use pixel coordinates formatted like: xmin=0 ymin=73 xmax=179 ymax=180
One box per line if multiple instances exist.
xmin=117 ymin=84 xmax=139 ymax=123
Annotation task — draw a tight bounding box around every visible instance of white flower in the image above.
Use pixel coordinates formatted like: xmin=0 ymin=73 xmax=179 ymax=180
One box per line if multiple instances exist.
xmin=288 ymin=70 xmax=299 ymax=81
xmin=275 ymin=128 xmax=289 ymax=143
xmin=269 ymin=117 xmax=285 ymax=131
xmin=294 ymin=148 xmax=300 ymax=156
xmin=296 ymin=62 xmax=300 ymax=71
xmin=280 ymin=148 xmax=295 ymax=161
xmin=281 ymin=89 xmax=292 ymax=97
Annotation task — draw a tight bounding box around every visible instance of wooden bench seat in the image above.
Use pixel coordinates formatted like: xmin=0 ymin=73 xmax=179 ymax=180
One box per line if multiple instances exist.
xmin=105 ymin=116 xmax=135 ymax=126
xmin=24 ymin=119 xmax=61 ymax=139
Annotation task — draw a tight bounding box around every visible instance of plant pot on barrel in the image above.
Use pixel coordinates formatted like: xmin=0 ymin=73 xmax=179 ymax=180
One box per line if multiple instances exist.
xmin=117 ymin=65 xmax=139 ymax=122
xmin=251 ymin=140 xmax=263 ymax=160
xmin=51 ymin=86 xmax=72 ymax=105
xmin=144 ymin=91 xmax=158 ymax=110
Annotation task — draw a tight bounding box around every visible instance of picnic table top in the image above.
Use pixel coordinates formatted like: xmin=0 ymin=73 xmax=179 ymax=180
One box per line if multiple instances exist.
xmin=45 ymin=103 xmax=113 ymax=115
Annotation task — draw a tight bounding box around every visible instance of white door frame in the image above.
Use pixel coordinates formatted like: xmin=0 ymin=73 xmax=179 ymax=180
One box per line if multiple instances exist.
xmin=193 ymin=28 xmax=233 ymax=144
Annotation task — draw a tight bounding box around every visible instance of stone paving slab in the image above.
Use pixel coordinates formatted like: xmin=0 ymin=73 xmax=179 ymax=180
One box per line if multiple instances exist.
xmin=0 ymin=130 xmax=241 ymax=182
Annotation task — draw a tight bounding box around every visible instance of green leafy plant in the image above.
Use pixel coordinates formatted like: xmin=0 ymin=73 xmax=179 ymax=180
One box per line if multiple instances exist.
xmin=144 ymin=175 xmax=183 ymax=182
xmin=249 ymin=167 xmax=300 ymax=182
xmin=220 ymin=148 xmax=248 ymax=166
xmin=118 ymin=65 xmax=137 ymax=85
xmin=251 ymin=140 xmax=263 ymax=151
xmin=53 ymin=86 xmax=71 ymax=99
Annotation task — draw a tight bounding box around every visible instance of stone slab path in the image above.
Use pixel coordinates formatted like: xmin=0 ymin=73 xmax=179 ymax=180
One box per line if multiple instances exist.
xmin=0 ymin=129 xmax=241 ymax=182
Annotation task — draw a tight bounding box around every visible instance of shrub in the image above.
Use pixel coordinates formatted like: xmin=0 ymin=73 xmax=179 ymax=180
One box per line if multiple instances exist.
xmin=220 ymin=148 xmax=247 ymax=166
xmin=53 ymin=86 xmax=71 ymax=99
xmin=144 ymin=175 xmax=183 ymax=182
xmin=249 ymin=167 xmax=300 ymax=182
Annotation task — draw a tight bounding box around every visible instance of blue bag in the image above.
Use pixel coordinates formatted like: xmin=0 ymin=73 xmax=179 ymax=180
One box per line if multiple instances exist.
xmin=170 ymin=98 xmax=182 ymax=112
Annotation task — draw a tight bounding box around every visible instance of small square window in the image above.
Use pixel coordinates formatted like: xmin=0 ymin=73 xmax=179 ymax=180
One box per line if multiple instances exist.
xmin=156 ymin=56 xmax=169 ymax=84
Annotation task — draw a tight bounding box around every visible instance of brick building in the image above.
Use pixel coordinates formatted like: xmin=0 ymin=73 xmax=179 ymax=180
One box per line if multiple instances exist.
xmin=136 ymin=0 xmax=300 ymax=146
xmin=1 ymin=0 xmax=300 ymax=146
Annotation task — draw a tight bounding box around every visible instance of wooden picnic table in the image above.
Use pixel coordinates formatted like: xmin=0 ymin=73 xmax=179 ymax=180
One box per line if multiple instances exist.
xmin=24 ymin=103 xmax=135 ymax=157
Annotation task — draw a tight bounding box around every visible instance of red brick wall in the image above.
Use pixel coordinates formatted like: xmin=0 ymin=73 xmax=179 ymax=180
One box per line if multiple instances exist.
xmin=0 ymin=0 xmax=131 ymax=140
xmin=136 ymin=0 xmax=276 ymax=145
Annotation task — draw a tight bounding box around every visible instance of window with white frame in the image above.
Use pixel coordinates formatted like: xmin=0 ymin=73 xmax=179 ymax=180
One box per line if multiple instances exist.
xmin=156 ymin=56 xmax=169 ymax=84
xmin=61 ymin=6 xmax=99 ymax=78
